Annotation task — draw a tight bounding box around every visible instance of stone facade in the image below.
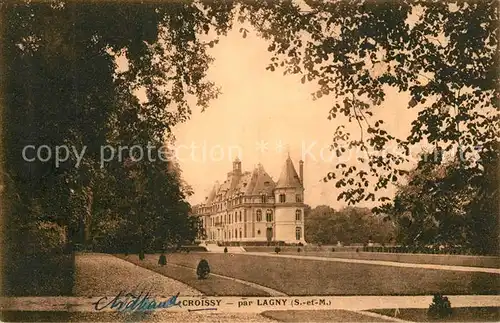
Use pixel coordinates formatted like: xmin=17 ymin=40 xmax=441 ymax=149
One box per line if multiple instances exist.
xmin=192 ymin=157 xmax=306 ymax=244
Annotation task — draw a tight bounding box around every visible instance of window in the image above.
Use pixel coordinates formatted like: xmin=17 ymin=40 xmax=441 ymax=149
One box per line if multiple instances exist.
xmin=296 ymin=194 xmax=302 ymax=202
xmin=257 ymin=229 xmax=261 ymax=235
xmin=256 ymin=209 xmax=262 ymax=222
xmin=295 ymin=209 xmax=302 ymax=221
xmin=239 ymin=211 xmax=242 ymax=222
xmin=266 ymin=209 xmax=273 ymax=222
xmin=296 ymin=227 xmax=302 ymax=240
xmin=261 ymin=195 xmax=267 ymax=203
xmin=279 ymin=194 xmax=286 ymax=203
xmin=239 ymin=229 xmax=242 ymax=238
xmin=244 ymin=209 xmax=247 ymax=222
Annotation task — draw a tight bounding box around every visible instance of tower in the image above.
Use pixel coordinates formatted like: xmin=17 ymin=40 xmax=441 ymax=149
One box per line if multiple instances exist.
xmin=274 ymin=156 xmax=305 ymax=244
xmin=233 ymin=157 xmax=241 ymax=175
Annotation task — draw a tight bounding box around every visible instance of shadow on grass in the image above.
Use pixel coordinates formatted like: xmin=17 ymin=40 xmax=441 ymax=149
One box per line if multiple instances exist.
xmin=2 ymin=253 xmax=75 ymax=296
xmin=0 ymin=311 xmax=154 ymax=322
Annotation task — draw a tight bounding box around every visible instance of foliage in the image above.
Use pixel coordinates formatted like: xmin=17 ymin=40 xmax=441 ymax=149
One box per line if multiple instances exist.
xmin=224 ymin=247 xmax=228 ymax=253
xmin=384 ymin=144 xmax=499 ymax=254
xmin=240 ymin=0 xmax=499 ymax=205
xmin=305 ymin=205 xmax=394 ymax=245
xmin=428 ymin=294 xmax=453 ymax=319
xmin=1 ymin=0 xmax=240 ymax=267
xmin=275 ymin=247 xmax=281 ymax=254
xmin=196 ymin=259 xmax=210 ymax=279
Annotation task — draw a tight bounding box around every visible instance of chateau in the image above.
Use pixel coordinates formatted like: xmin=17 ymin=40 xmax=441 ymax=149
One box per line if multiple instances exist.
xmin=192 ymin=156 xmax=306 ymax=244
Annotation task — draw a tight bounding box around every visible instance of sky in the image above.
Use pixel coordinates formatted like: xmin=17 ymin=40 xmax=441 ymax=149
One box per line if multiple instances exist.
xmin=172 ymin=21 xmax=422 ymax=209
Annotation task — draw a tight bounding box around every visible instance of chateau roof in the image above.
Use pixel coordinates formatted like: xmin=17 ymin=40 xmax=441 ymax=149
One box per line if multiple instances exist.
xmin=251 ymin=164 xmax=275 ymax=195
xmin=275 ymin=156 xmax=302 ymax=189
xmin=205 ymin=181 xmax=219 ymax=203
xmin=202 ymin=157 xmax=300 ymax=205
xmin=234 ymin=171 xmax=252 ymax=195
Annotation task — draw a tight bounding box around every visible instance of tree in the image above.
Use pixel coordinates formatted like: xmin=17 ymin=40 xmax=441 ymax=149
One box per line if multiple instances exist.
xmin=305 ymin=205 xmax=393 ymax=245
xmin=1 ymin=1 xmax=237 ymax=294
xmin=387 ymin=143 xmax=499 ymax=254
xmin=238 ymin=0 xmax=498 ymax=205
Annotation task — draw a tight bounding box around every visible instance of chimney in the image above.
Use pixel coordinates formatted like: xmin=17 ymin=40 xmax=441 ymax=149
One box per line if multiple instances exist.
xmin=299 ymin=160 xmax=304 ymax=186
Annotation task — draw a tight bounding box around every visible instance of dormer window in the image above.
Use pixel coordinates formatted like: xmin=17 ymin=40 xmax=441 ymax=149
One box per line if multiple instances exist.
xmin=279 ymin=194 xmax=286 ymax=203
xmin=296 ymin=194 xmax=302 ymax=202
xmin=261 ymin=195 xmax=267 ymax=203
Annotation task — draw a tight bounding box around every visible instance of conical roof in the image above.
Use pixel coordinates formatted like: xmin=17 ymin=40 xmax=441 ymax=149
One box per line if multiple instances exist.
xmin=275 ymin=156 xmax=302 ymax=189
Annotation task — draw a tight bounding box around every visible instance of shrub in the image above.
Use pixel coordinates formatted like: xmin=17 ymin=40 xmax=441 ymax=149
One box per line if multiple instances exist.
xmin=297 ymin=247 xmax=301 ymax=252
xmin=298 ymin=242 xmax=304 ymax=247
xmin=196 ymin=259 xmax=210 ymax=279
xmin=158 ymin=254 xmax=167 ymax=266
xmin=356 ymin=248 xmax=359 ymax=253
xmin=139 ymin=250 xmax=145 ymax=260
xmin=428 ymin=294 xmax=453 ymax=319
xmin=275 ymin=247 xmax=281 ymax=254
xmin=223 ymin=247 xmax=228 ymax=253
xmin=331 ymin=247 xmax=335 ymax=252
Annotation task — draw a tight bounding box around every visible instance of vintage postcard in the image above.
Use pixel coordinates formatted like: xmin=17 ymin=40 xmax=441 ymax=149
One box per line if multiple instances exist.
xmin=0 ymin=0 xmax=498 ymax=322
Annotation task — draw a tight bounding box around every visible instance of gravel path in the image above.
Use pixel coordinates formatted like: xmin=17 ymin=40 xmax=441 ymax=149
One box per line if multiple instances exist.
xmin=73 ymin=253 xmax=201 ymax=297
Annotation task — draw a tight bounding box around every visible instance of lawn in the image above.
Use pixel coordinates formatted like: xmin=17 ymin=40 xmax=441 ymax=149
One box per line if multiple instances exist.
xmin=369 ymin=307 xmax=499 ymax=322
xmin=261 ymin=310 xmax=392 ymax=322
xmin=116 ymin=254 xmax=270 ymax=296
xmin=145 ymin=252 xmax=498 ymax=296
xmin=278 ymin=250 xmax=499 ymax=268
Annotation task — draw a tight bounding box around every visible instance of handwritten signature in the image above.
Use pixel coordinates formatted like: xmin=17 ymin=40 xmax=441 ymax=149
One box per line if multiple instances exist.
xmin=92 ymin=291 xmax=181 ymax=312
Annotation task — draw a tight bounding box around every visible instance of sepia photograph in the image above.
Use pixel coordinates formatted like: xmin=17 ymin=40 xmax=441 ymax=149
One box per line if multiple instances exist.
xmin=0 ymin=0 xmax=498 ymax=322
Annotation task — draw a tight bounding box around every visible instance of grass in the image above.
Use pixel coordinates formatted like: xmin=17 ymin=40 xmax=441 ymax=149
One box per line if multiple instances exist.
xmin=116 ymin=254 xmax=270 ymax=296
xmin=278 ymin=250 xmax=499 ymax=268
xmin=369 ymin=307 xmax=500 ymax=322
xmin=261 ymin=310 xmax=392 ymax=322
xmin=147 ymin=252 xmax=498 ymax=296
